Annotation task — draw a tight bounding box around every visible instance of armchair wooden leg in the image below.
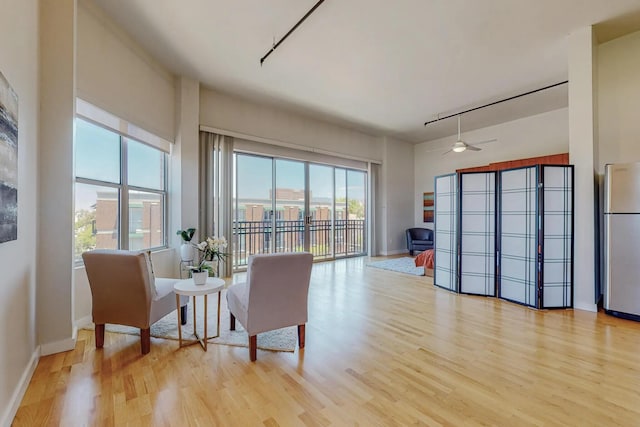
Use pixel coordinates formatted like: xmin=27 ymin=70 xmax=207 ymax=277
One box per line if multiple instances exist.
xmin=140 ymin=328 xmax=151 ymax=355
xmin=249 ymin=335 xmax=257 ymax=361
xmin=298 ymin=324 xmax=305 ymax=349
xmin=95 ymin=324 xmax=105 ymax=349
xmin=180 ymin=305 xmax=188 ymax=325
xmin=230 ymin=313 xmax=236 ymax=331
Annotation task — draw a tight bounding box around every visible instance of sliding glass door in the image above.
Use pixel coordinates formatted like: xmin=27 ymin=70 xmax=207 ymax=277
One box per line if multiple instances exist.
xmin=233 ymin=154 xmax=273 ymax=267
xmin=274 ymin=159 xmax=306 ymax=253
xmin=309 ymin=164 xmax=334 ymax=259
xmin=335 ymin=169 xmax=366 ymax=257
xmin=233 ymin=153 xmax=367 ymax=269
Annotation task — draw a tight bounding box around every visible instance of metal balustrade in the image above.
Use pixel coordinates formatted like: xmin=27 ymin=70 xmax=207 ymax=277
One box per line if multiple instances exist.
xmin=233 ymin=219 xmax=366 ymax=268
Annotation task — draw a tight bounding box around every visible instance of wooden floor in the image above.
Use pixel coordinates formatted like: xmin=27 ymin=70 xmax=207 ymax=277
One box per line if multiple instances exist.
xmin=13 ymin=257 xmax=640 ymax=426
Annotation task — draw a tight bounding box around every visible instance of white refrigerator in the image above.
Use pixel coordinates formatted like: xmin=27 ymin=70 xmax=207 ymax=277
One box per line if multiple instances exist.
xmin=604 ymin=162 xmax=640 ymax=320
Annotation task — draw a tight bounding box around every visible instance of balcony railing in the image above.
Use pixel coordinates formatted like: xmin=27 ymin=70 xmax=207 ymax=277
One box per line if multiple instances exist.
xmin=233 ymin=219 xmax=366 ymax=268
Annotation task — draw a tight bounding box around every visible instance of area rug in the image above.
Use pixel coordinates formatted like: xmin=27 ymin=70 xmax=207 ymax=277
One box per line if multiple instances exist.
xmin=86 ymin=290 xmax=297 ymax=352
xmin=368 ymin=257 xmax=425 ymax=276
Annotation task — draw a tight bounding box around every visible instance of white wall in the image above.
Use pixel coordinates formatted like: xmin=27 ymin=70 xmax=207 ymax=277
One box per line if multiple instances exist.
xmin=174 ymin=77 xmax=200 ymax=241
xmin=595 ymin=29 xmax=640 ymax=310
xmin=199 ymin=88 xmax=383 ymax=163
xmin=38 ymin=0 xmax=76 ymax=354
xmin=598 ymin=29 xmax=640 ymax=169
xmin=379 ymin=136 xmax=415 ymax=255
xmin=414 ymin=108 xmax=569 ymax=225
xmin=76 ymin=0 xmax=176 ymax=142
xmin=73 ymin=2 xmax=183 ymax=327
xmin=0 ymin=1 xmax=40 ymax=425
xmin=568 ymin=27 xmax=598 ymax=312
xmin=200 ymin=88 xmax=396 ymax=256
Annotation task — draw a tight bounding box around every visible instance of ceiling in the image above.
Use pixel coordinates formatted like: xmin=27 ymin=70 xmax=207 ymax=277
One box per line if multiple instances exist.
xmin=91 ymin=0 xmax=640 ymax=143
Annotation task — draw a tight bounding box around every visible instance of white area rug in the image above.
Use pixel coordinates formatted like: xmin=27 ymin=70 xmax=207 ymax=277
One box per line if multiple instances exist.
xmin=368 ymin=257 xmax=425 ymax=276
xmin=89 ymin=290 xmax=297 ymax=352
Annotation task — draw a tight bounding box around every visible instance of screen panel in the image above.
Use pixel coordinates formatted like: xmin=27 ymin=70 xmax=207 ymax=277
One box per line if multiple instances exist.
xmin=541 ymin=165 xmax=573 ymax=308
xmin=499 ymin=167 xmax=537 ymax=306
xmin=460 ymin=172 xmax=496 ymax=296
xmin=434 ymin=174 xmax=458 ymax=292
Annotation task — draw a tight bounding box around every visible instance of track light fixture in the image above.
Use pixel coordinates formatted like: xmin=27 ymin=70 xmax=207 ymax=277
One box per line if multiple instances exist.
xmin=260 ymin=0 xmax=326 ymax=66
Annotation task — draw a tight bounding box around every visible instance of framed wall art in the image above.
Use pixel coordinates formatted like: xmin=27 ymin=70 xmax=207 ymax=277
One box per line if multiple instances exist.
xmin=0 ymin=71 xmax=18 ymax=243
xmin=423 ymin=191 xmax=434 ymax=223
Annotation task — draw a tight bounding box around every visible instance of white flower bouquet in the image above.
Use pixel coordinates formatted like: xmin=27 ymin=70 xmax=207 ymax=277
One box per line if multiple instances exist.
xmin=189 ymin=236 xmax=228 ymax=273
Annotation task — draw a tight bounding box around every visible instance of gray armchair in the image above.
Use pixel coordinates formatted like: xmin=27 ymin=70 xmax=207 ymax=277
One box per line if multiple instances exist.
xmin=226 ymin=252 xmax=313 ymax=361
xmin=82 ymin=250 xmax=188 ymax=354
xmin=406 ymin=228 xmax=434 ymax=255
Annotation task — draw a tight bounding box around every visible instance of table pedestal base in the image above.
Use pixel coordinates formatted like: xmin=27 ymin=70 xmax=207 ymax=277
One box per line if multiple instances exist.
xmin=175 ymin=292 xmax=221 ymax=351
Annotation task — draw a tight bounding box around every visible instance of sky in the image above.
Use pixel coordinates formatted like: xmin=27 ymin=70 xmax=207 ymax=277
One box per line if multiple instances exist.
xmin=235 ymin=154 xmax=366 ymax=202
xmin=75 ymin=119 xmax=366 ymax=213
xmin=75 ymin=119 xmax=164 ymax=211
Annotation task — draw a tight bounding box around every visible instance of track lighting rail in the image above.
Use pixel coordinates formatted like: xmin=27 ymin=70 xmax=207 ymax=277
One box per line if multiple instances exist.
xmin=260 ymin=0 xmax=326 ymax=66
xmin=424 ymin=80 xmax=568 ymax=126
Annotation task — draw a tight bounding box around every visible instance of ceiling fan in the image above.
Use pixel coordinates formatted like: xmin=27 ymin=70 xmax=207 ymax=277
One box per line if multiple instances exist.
xmin=443 ymin=115 xmax=496 ymax=155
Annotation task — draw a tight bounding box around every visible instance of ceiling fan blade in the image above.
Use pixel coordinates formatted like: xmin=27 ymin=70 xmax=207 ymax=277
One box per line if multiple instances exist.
xmin=466 ymin=144 xmax=482 ymax=151
xmin=472 ymin=138 xmax=498 ymax=145
xmin=442 ymin=149 xmax=453 ymax=156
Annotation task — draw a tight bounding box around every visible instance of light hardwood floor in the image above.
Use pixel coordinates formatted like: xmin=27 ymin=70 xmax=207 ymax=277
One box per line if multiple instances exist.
xmin=13 ymin=257 xmax=640 ymax=426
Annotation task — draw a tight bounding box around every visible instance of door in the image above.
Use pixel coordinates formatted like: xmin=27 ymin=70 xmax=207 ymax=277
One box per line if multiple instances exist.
xmin=346 ymin=169 xmax=367 ymax=256
xmin=309 ymin=164 xmax=334 ymax=259
xmin=274 ymin=159 xmax=306 ymax=253
xmin=334 ymin=168 xmax=367 ymax=257
xmin=234 ymin=155 xmax=307 ymax=262
xmin=233 ymin=153 xmax=368 ymax=269
xmin=234 ymin=154 xmax=273 ymax=267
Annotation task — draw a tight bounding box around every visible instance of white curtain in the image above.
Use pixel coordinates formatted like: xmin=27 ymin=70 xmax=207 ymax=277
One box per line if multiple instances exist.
xmin=199 ymin=131 xmax=234 ymax=277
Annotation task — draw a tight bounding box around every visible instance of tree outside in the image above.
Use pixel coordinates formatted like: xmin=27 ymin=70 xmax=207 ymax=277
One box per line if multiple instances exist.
xmin=75 ymin=208 xmax=96 ymax=258
xmin=336 ymin=197 xmax=365 ymax=219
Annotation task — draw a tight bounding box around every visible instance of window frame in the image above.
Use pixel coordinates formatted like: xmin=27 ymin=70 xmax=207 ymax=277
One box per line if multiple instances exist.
xmin=74 ymin=116 xmax=169 ymax=263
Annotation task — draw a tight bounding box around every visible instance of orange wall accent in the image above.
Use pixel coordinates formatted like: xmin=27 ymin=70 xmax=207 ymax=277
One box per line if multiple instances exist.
xmin=456 ymin=153 xmax=569 ymax=173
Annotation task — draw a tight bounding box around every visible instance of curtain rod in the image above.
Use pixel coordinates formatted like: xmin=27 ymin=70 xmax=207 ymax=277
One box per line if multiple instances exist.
xmin=199 ymin=124 xmax=382 ymax=165
xmin=423 ymin=80 xmax=568 ymax=126
xmin=260 ymin=0 xmax=326 ymax=66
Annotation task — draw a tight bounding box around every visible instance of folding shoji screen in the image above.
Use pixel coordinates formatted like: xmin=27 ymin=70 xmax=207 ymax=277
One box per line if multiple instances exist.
xmin=498 ymin=166 xmax=537 ymax=306
xmin=459 ymin=172 xmax=496 ymax=296
xmin=540 ymin=165 xmax=573 ymax=308
xmin=434 ymin=173 xmax=458 ymax=292
xmin=498 ymin=165 xmax=574 ymax=308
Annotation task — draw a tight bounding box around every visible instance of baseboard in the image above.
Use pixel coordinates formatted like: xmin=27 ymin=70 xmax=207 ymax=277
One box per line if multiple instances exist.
xmin=574 ymin=302 xmax=598 ymax=313
xmin=40 ymin=328 xmax=77 ymax=356
xmin=74 ymin=315 xmax=93 ymax=329
xmin=1 ymin=346 xmax=40 ymax=427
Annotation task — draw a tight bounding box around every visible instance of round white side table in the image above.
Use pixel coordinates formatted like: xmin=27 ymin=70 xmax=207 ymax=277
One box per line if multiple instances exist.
xmin=174 ymin=277 xmax=225 ymax=351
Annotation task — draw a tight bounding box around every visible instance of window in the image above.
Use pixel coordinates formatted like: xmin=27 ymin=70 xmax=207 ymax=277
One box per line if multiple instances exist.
xmin=74 ymin=118 xmax=168 ymax=261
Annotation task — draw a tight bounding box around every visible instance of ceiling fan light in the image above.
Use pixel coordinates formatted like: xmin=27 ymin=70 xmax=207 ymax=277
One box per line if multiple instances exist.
xmin=452 ymin=141 xmax=467 ymax=153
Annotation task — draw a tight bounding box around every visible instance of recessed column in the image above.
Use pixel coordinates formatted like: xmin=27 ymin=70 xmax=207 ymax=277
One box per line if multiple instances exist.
xmin=568 ymin=26 xmax=598 ymax=312
xmin=38 ymin=0 xmax=77 ymax=353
